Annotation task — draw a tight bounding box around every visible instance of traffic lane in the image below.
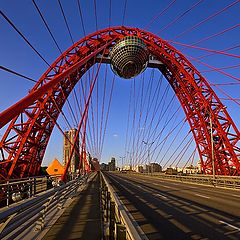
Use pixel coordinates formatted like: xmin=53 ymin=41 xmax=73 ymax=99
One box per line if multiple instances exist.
xmin=112 ymin=174 xmax=240 ymax=233
xmin=114 ymin=173 xmax=240 ymax=217
xmin=112 ymin=174 xmax=240 ymax=222
xmin=107 ymin=173 xmax=240 ymax=240
xmin=108 ymin=173 xmax=240 ymax=240
xmin=121 ymin=173 xmax=240 ymax=199
xmin=114 ymin=173 xmax=240 ymax=218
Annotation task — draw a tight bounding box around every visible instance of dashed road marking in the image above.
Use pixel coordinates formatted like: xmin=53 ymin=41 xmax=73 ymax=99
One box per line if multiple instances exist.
xmin=232 ymin=194 xmax=240 ymax=198
xmin=195 ymin=193 xmax=210 ymax=199
xmin=162 ymin=185 xmax=175 ymax=189
xmin=155 ymin=193 xmax=168 ymax=199
xmin=219 ymin=220 xmax=240 ymax=231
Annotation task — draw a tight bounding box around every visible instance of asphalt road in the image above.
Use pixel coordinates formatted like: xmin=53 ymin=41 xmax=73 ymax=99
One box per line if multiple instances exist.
xmin=105 ymin=172 xmax=240 ymax=240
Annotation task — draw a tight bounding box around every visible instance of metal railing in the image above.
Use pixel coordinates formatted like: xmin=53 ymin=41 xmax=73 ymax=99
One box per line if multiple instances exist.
xmin=0 ymin=175 xmax=89 ymax=240
xmin=0 ymin=175 xmax=63 ymax=207
xmin=136 ymin=172 xmax=240 ymax=189
xmin=101 ymin=172 xmax=148 ymax=240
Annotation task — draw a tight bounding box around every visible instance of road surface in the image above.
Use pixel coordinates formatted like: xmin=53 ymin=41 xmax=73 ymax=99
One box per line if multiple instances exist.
xmin=105 ymin=172 xmax=240 ymax=240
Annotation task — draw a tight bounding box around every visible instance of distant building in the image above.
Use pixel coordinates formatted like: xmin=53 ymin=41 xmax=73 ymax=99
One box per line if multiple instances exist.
xmin=151 ymin=163 xmax=162 ymax=173
xmin=176 ymin=165 xmax=200 ymax=174
xmin=165 ymin=167 xmax=178 ymax=175
xmin=100 ymin=163 xmax=109 ymax=171
xmin=133 ymin=165 xmax=144 ymax=173
xmin=197 ymin=160 xmax=202 ymax=172
xmin=63 ymin=128 xmax=79 ymax=173
xmin=183 ymin=165 xmax=199 ymax=174
xmin=46 ymin=158 xmax=65 ymax=175
xmin=91 ymin=158 xmax=100 ymax=171
xmin=122 ymin=165 xmax=131 ymax=171
xmin=109 ymin=157 xmax=116 ymax=171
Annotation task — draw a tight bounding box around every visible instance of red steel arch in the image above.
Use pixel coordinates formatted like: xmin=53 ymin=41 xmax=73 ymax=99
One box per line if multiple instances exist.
xmin=0 ymin=26 xmax=239 ymax=180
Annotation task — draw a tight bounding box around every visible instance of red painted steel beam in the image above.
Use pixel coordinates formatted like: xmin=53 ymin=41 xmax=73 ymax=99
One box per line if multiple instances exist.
xmin=0 ymin=40 xmax=114 ymax=129
xmin=0 ymin=26 xmax=239 ymax=181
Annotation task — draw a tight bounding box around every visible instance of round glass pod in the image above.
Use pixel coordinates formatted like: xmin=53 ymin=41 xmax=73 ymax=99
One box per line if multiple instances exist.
xmin=110 ymin=36 xmax=149 ymax=79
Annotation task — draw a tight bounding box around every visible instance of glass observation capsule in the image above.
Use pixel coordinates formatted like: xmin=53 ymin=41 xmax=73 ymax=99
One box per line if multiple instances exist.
xmin=110 ymin=36 xmax=149 ymax=79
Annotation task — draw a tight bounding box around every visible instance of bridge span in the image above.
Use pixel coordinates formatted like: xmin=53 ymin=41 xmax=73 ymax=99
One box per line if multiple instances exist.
xmin=1 ymin=172 xmax=240 ymax=240
xmin=105 ymin=172 xmax=240 ymax=240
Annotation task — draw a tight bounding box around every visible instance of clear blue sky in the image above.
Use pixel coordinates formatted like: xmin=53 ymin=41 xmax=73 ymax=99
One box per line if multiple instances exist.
xmin=0 ymin=1 xmax=239 ymax=167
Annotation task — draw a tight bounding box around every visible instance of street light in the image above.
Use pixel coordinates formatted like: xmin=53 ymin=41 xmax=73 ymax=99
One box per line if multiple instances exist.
xmin=209 ymin=113 xmax=215 ymax=179
xmin=127 ymin=151 xmax=133 ymax=171
xmin=143 ymin=141 xmax=154 ymax=174
xmin=209 ymin=106 xmax=227 ymax=179
xmin=119 ymin=156 xmax=126 ymax=171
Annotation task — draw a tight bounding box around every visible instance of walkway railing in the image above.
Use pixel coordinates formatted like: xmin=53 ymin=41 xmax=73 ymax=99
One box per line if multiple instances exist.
xmin=0 ymin=175 xmax=88 ymax=240
xmin=101 ymin=172 xmax=148 ymax=240
xmin=0 ymin=175 xmax=63 ymax=207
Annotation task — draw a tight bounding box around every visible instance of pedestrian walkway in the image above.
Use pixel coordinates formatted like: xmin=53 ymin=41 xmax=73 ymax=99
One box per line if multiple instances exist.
xmin=42 ymin=173 xmax=102 ymax=240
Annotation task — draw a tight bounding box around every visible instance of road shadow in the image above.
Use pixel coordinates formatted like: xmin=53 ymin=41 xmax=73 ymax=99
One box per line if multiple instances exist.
xmin=42 ymin=174 xmax=101 ymax=240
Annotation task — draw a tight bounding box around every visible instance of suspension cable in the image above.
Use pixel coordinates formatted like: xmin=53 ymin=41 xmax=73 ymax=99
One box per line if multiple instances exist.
xmin=172 ymin=0 xmax=240 ymax=40
xmin=170 ymin=137 xmax=194 ymax=167
xmin=32 ymin=0 xmax=62 ymax=54
xmin=144 ymin=0 xmax=177 ymax=30
xmin=77 ymin=0 xmax=86 ymax=37
xmin=170 ymin=41 xmax=240 ymax=59
xmin=157 ymin=0 xmax=204 ymax=34
xmin=185 ymin=24 xmax=240 ymax=47
xmin=0 ymin=10 xmax=51 ymax=67
xmin=210 ymin=81 xmax=240 ymax=107
xmin=0 ymin=66 xmax=37 ymax=83
xmin=122 ymin=0 xmax=128 ymax=26
xmin=152 ymin=107 xmax=184 ymax=164
xmin=186 ymin=55 xmax=240 ymax=81
xmin=157 ymin=119 xmax=187 ymax=164
xmin=197 ymin=44 xmax=240 ymax=59
xmin=93 ymin=0 xmax=98 ymax=31
xmin=100 ymin=74 xmax=116 ymax=158
xmin=57 ymin=0 xmax=75 ymax=45
xmin=109 ymin=0 xmax=112 ymax=27
xmin=162 ymin=131 xmax=192 ymax=168
xmin=98 ymin=65 xmax=108 ymax=156
xmin=201 ymin=63 xmax=240 ymax=73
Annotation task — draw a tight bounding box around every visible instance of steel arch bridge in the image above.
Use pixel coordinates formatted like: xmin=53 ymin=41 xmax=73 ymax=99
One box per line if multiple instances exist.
xmin=0 ymin=26 xmax=239 ymax=180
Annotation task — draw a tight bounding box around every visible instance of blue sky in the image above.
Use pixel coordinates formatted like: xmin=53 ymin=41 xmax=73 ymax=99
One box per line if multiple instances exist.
xmin=0 ymin=1 xmax=239 ymax=167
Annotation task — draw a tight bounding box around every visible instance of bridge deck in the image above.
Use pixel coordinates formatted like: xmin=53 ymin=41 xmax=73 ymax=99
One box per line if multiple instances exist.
xmin=42 ymin=173 xmax=102 ymax=240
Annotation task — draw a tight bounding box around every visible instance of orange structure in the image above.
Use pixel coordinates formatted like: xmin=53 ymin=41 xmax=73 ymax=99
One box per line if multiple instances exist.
xmin=46 ymin=158 xmax=65 ymax=176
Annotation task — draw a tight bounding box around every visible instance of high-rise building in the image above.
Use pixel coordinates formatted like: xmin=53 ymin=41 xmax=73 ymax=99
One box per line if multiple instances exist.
xmin=63 ymin=128 xmax=79 ymax=173
xmin=108 ymin=157 xmax=116 ymax=171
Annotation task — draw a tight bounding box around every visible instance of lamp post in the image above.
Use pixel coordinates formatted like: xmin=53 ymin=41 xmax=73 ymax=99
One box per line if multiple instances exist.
xmin=127 ymin=151 xmax=133 ymax=171
xmin=209 ymin=113 xmax=215 ymax=179
xmin=119 ymin=156 xmax=125 ymax=171
xmin=143 ymin=141 xmax=154 ymax=175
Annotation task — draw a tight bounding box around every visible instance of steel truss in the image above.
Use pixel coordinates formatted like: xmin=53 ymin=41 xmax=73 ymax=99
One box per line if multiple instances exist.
xmin=0 ymin=26 xmax=239 ymax=180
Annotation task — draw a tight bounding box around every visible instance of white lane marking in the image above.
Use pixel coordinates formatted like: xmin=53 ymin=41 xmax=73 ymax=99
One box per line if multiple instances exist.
xmin=162 ymin=185 xmax=175 ymax=189
xmin=232 ymin=194 xmax=240 ymax=198
xmin=195 ymin=193 xmax=210 ymax=199
xmin=219 ymin=221 xmax=240 ymax=231
xmin=155 ymin=193 xmax=168 ymax=199
xmin=169 ymin=182 xmax=180 ymax=186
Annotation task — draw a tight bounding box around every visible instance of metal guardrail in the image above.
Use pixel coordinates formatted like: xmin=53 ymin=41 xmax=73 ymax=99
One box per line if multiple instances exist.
xmin=0 ymin=175 xmax=63 ymax=207
xmin=101 ymin=172 xmax=148 ymax=240
xmin=137 ymin=173 xmax=240 ymax=189
xmin=0 ymin=175 xmax=89 ymax=240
